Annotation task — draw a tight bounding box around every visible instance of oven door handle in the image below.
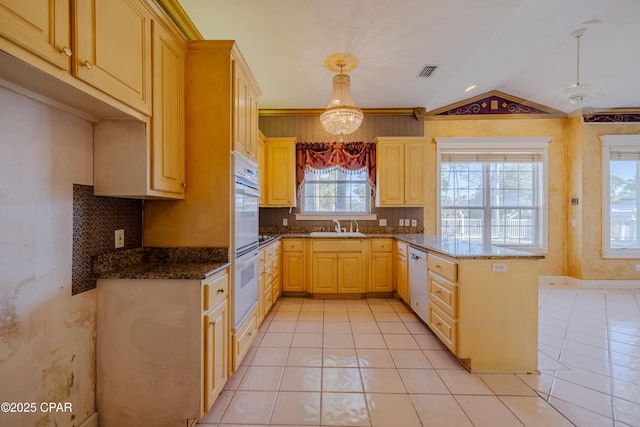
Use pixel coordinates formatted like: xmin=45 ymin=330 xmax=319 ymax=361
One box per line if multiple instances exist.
xmin=235 ymin=253 xmax=259 ymax=268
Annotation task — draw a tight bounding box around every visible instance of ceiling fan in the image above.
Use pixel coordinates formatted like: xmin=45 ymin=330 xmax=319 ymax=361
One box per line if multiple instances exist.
xmin=561 ymin=27 xmax=597 ymax=105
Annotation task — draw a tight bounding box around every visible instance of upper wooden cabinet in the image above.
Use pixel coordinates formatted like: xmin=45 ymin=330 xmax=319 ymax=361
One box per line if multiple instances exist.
xmin=233 ymin=53 xmax=261 ymax=161
xmin=258 ymin=131 xmax=267 ymax=205
xmin=75 ymin=0 xmax=153 ymax=115
xmin=264 ymin=137 xmax=297 ymax=207
xmin=93 ymin=18 xmax=185 ymax=199
xmin=0 ymin=0 xmax=71 ymax=71
xmin=375 ymin=137 xmax=428 ymax=207
xmin=0 ymin=0 xmax=153 ymax=115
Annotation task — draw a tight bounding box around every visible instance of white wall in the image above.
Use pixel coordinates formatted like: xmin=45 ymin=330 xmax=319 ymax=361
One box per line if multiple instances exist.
xmin=0 ymin=87 xmax=97 ymax=426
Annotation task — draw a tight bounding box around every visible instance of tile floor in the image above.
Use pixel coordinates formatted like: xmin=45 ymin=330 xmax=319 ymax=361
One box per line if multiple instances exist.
xmin=199 ymin=284 xmax=640 ymax=426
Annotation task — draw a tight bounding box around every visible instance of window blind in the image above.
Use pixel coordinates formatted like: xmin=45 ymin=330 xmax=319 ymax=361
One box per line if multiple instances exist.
xmin=610 ymin=150 xmax=640 ymax=161
xmin=440 ymin=151 xmax=542 ymax=163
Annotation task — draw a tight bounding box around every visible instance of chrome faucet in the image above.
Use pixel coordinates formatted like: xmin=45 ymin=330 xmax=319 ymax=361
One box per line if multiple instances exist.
xmin=332 ymin=218 xmax=341 ymax=233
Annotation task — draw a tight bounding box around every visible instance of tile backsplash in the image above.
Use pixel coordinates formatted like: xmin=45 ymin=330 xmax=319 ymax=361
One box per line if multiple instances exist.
xmin=72 ymin=184 xmax=142 ymax=294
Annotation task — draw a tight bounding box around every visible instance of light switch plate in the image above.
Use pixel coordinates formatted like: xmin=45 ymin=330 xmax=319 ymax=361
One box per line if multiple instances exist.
xmin=283 ymin=218 xmax=288 ymax=226
xmin=411 ymin=219 xmax=417 ymax=227
xmin=492 ymin=263 xmax=507 ymax=272
xmin=379 ymin=219 xmax=387 ymax=226
xmin=399 ymin=219 xmax=404 ymax=226
xmin=115 ymin=229 xmax=124 ymax=248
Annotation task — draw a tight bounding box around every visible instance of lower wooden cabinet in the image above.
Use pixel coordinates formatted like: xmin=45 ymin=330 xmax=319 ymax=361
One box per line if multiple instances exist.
xmin=370 ymin=238 xmax=394 ymax=292
xmin=427 ymin=253 xmax=459 ymax=354
xmin=282 ymin=238 xmax=305 ymax=292
xmin=233 ymin=307 xmax=258 ymax=371
xmin=311 ymin=240 xmax=364 ymax=294
xmin=96 ymin=268 xmax=229 ymax=427
xmin=396 ymin=241 xmax=409 ymax=303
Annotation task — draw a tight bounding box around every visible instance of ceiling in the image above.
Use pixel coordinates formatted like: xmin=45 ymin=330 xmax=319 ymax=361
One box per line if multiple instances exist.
xmin=177 ymin=0 xmax=640 ymax=114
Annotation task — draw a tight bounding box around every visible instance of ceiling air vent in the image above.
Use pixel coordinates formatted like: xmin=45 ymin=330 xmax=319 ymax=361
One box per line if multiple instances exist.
xmin=418 ymin=65 xmax=438 ymax=78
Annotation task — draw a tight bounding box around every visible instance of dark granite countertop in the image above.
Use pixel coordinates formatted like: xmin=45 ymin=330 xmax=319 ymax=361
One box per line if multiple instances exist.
xmin=94 ymin=247 xmax=230 ymax=280
xmin=268 ymin=233 xmax=544 ymax=259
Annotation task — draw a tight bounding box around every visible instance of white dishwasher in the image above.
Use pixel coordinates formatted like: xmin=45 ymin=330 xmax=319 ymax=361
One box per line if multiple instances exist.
xmin=408 ymin=246 xmax=429 ymax=323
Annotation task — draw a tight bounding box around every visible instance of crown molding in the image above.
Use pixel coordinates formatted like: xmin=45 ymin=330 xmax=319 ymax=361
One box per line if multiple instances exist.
xmin=259 ymin=107 xmax=426 ymax=120
xmin=153 ymin=0 xmax=203 ymax=40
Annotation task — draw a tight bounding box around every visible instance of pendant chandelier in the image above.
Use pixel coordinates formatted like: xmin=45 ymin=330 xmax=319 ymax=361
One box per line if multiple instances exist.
xmin=320 ymin=54 xmax=363 ymax=137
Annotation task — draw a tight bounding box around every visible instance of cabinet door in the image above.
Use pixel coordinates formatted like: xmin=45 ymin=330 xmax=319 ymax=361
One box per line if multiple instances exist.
xmin=376 ymin=142 xmax=404 ymax=206
xmin=233 ymin=60 xmax=250 ymax=158
xmin=282 ymin=252 xmax=305 ymax=292
xmin=404 ymin=143 xmax=427 ymax=205
xmin=370 ymin=252 xmax=393 ymax=292
xmin=396 ymin=254 xmax=409 ymax=303
xmin=203 ymin=300 xmax=228 ymax=413
xmin=258 ymin=132 xmax=266 ymax=205
xmin=337 ymin=253 xmax=363 ymax=293
xmin=266 ymin=139 xmax=297 ymax=206
xmin=151 ymin=21 xmax=185 ymax=197
xmin=74 ymin=0 xmax=152 ymax=114
xmin=0 ymin=0 xmax=71 ymax=70
xmin=312 ymin=253 xmax=337 ymax=293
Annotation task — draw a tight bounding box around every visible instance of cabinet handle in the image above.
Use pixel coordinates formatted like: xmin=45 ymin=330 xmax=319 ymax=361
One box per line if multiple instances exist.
xmin=435 ymin=290 xmax=442 ymax=294
xmin=60 ymin=47 xmax=72 ymax=57
xmin=436 ymin=322 xmax=442 ymax=327
xmin=435 ymin=264 xmax=442 ymax=269
xmin=209 ymin=320 xmax=216 ymax=326
xmin=247 ymin=332 xmax=253 ymax=336
xmin=182 ymin=183 xmax=187 ymax=188
xmin=82 ymin=60 xmax=93 ymax=69
xmin=217 ymin=288 xmax=225 ymax=294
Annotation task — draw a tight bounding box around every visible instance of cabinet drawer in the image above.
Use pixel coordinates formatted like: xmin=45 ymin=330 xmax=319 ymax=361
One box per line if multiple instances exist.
xmin=234 ymin=308 xmax=257 ymax=369
xmin=429 ymin=303 xmax=458 ymax=354
xmin=203 ymin=271 xmax=229 ymax=311
xmin=258 ymin=250 xmax=266 ymax=274
xmin=282 ymin=239 xmax=304 ymax=252
xmin=429 ymin=273 xmax=458 ymax=318
xmin=428 ymin=253 xmax=458 ymax=282
xmin=371 ymin=238 xmax=393 ymax=252
xmin=312 ymin=239 xmax=362 ymax=252
xmin=397 ymin=241 xmax=408 ymax=257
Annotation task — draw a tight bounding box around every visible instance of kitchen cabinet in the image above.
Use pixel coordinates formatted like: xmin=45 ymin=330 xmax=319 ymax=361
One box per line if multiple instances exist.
xmin=0 ymin=0 xmax=71 ymax=71
xmin=257 ymin=247 xmax=267 ymax=324
xmin=233 ymin=307 xmax=257 ymax=371
xmin=258 ymin=131 xmax=267 ymax=205
xmin=395 ymin=241 xmax=409 ymax=303
xmin=144 ymin=40 xmax=260 ymax=247
xmin=375 ymin=137 xmax=428 ymax=206
xmin=74 ymin=0 xmax=153 ymax=114
xmin=0 ymin=0 xmax=155 ymax=116
xmin=233 ymin=54 xmax=261 ymax=161
xmin=427 ymin=253 xmax=459 ymax=353
xmin=270 ymin=241 xmax=282 ymax=301
xmin=94 ymin=19 xmax=186 ymax=199
xmin=282 ymin=238 xmax=305 ymax=293
xmin=370 ymin=238 xmax=394 ymax=292
xmin=264 ymin=137 xmax=297 ymax=207
xmin=310 ymin=239 xmax=364 ymax=294
xmin=258 ymin=239 xmax=280 ymax=323
xmin=96 ymin=268 xmax=229 ymax=427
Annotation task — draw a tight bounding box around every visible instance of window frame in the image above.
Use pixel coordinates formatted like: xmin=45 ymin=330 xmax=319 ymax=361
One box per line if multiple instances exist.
xmin=296 ymin=166 xmax=377 ymax=221
xmin=601 ymin=135 xmax=640 ymax=258
xmin=435 ymin=137 xmax=551 ymax=253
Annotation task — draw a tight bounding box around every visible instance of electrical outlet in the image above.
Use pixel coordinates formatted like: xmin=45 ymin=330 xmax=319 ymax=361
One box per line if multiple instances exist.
xmin=282 ymin=218 xmax=288 ymax=226
xmin=635 ymin=264 xmax=640 ymax=272
xmin=115 ymin=229 xmax=124 ymax=248
xmin=399 ymin=219 xmax=404 ymax=226
xmin=492 ymin=263 xmax=507 ymax=273
xmin=379 ymin=219 xmax=387 ymax=226
xmin=411 ymin=219 xmax=417 ymax=227
xmin=404 ymin=219 xmax=409 ymax=226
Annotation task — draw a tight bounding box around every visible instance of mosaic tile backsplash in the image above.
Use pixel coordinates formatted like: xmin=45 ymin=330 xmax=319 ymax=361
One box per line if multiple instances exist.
xmin=72 ymin=184 xmax=142 ymax=294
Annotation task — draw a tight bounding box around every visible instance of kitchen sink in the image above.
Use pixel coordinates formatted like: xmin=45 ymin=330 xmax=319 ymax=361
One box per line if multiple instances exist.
xmin=309 ymin=231 xmax=366 ymax=237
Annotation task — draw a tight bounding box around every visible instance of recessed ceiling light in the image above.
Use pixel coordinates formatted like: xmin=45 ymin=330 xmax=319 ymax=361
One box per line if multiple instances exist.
xmin=465 ymin=85 xmax=476 ymax=92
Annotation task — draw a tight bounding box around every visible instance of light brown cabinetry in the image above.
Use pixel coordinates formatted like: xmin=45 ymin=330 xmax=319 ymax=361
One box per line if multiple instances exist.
xmin=427 ymin=253 xmax=459 ymax=354
xmin=93 ymin=18 xmax=185 ymax=199
xmin=262 ymin=137 xmax=297 ymax=207
xmin=233 ymin=53 xmax=261 ymax=161
xmin=370 ymin=238 xmax=394 ymax=292
xmin=375 ymin=137 xmax=428 ymax=206
xmin=0 ymin=0 xmax=71 ymax=71
xmin=310 ymin=239 xmax=364 ymax=294
xmin=395 ymin=241 xmax=409 ymax=303
xmin=282 ymin=238 xmax=305 ymax=292
xmin=233 ymin=307 xmax=257 ymax=371
xmin=258 ymin=240 xmax=280 ymax=323
xmin=258 ymin=130 xmax=267 ymax=205
xmin=74 ymin=0 xmax=153 ymax=114
xmin=96 ymin=268 xmax=229 ymax=426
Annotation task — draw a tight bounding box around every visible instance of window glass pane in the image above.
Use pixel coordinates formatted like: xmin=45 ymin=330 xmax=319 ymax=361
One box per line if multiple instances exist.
xmin=441 ymin=208 xmax=484 ymax=243
xmin=609 ymin=160 xmax=639 ymax=249
xmin=491 ymin=208 xmax=535 ymax=246
xmin=441 ymin=163 xmax=483 ymax=207
xmin=302 ymin=167 xmax=369 ymax=213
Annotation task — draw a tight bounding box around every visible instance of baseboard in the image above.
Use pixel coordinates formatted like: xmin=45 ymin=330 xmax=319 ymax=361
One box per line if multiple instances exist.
xmin=78 ymin=412 xmax=99 ymax=427
xmin=539 ymin=275 xmax=640 ymax=289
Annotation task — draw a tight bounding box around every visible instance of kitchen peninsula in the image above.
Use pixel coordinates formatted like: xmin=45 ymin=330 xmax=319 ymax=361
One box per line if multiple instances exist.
xmin=275 ymin=233 xmax=542 ymax=373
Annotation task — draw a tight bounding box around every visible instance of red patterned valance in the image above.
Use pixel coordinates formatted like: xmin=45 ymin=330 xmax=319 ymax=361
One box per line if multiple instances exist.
xmin=296 ymin=142 xmax=376 ymax=192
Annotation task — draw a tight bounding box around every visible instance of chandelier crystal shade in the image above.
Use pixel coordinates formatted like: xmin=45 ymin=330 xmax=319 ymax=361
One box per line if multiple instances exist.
xmin=320 ymin=59 xmax=363 ymax=136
